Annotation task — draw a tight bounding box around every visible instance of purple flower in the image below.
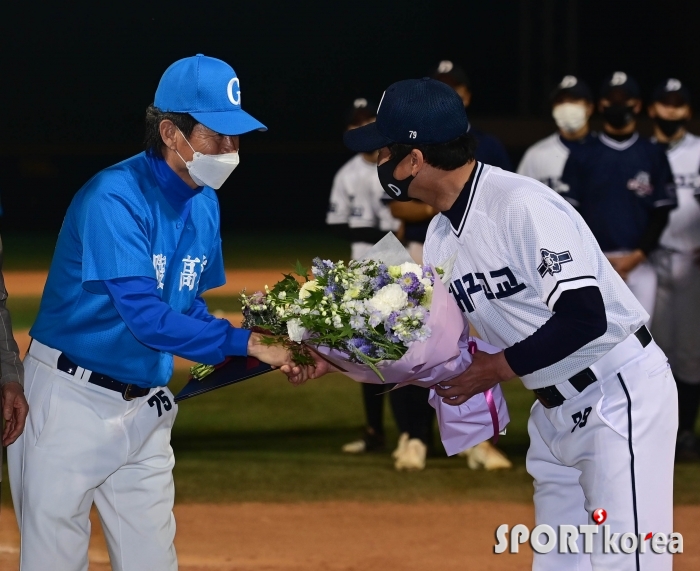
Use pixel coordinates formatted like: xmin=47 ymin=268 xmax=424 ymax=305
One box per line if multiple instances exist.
xmin=422 ymin=266 xmax=436 ymax=282
xmin=349 ymin=337 xmax=373 ymax=356
xmin=399 ymin=273 xmax=424 ymax=297
xmin=385 ymin=311 xmax=400 ymax=329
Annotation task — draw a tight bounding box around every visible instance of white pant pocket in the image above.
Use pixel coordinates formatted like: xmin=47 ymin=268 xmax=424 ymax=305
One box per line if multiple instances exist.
xmin=33 ymin=378 xmax=61 ymax=448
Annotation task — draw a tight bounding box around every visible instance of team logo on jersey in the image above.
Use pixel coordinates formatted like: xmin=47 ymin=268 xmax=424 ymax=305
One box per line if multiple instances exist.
xmin=538 ymin=249 xmax=573 ymax=277
xmin=627 ymin=171 xmax=652 ymax=197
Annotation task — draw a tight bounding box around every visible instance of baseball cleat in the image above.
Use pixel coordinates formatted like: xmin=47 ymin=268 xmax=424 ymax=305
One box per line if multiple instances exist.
xmin=394 ymin=437 xmax=427 ymax=471
xmin=465 ymin=441 xmax=513 ymax=471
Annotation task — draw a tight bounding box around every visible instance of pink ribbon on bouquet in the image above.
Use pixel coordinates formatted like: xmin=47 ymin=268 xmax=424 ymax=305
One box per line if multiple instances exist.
xmin=468 ymin=339 xmax=500 ymax=444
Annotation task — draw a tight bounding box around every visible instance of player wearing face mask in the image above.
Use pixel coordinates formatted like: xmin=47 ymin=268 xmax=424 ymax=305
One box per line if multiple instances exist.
xmin=560 ymin=71 xmax=677 ymax=326
xmin=517 ymin=75 xmax=595 ymax=191
xmin=648 ymin=79 xmax=700 ymax=461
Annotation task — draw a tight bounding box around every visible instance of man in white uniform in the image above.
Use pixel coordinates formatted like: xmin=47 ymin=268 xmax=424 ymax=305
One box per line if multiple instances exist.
xmin=648 ymin=79 xmax=700 ymax=461
xmin=327 ymin=98 xmax=399 ymax=261
xmin=341 ymin=78 xmax=677 ymax=570
xmin=518 ymin=75 xmax=595 ymax=191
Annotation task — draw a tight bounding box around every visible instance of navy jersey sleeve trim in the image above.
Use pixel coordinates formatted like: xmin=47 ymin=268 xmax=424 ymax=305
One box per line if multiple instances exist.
xmin=545 ymin=275 xmax=597 ymax=307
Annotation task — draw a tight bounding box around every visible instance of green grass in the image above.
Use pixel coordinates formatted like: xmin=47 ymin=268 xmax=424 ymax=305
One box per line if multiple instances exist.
xmin=1 ymin=230 xmax=350 ymax=271
xmin=2 ymin=369 xmax=699 ymax=506
xmin=5 ymin=296 xmax=42 ymax=330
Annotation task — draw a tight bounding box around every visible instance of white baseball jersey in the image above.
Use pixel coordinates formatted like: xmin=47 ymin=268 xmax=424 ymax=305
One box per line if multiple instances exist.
xmin=517 ymin=133 xmax=571 ymax=192
xmin=658 ymin=132 xmax=700 ymax=252
xmin=326 ymin=154 xmax=400 ymax=260
xmin=424 ymin=163 xmax=648 ymax=390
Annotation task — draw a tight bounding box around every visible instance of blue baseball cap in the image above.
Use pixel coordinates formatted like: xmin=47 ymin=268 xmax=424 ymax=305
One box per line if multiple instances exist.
xmin=154 ymin=54 xmax=267 ymax=136
xmin=343 ymin=78 xmax=470 ymax=153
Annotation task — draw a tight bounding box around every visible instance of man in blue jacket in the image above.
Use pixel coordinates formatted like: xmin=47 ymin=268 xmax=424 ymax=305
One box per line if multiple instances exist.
xmin=8 ymin=54 xmax=302 ymax=571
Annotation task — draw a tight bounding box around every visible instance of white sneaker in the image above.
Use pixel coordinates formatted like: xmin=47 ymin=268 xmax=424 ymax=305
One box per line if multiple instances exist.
xmin=341 ymin=439 xmax=367 ymax=454
xmin=465 ymin=441 xmax=512 ymax=471
xmin=394 ymin=438 xmax=427 ymax=471
xmin=392 ymin=432 xmax=409 ymax=459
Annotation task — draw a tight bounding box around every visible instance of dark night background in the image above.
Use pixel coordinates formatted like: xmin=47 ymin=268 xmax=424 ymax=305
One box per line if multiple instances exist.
xmin=1 ymin=0 xmax=698 ymax=234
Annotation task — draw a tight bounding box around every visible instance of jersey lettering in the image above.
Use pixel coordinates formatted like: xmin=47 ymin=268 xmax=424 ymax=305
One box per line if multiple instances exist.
xmin=490 ymin=267 xmax=527 ymax=299
xmin=449 ymin=279 xmax=474 ymax=313
xmin=449 ymin=267 xmax=527 ymax=312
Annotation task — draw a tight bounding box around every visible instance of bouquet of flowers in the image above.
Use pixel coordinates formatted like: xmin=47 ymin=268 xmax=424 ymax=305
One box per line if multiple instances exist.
xmin=237 ymin=233 xmax=509 ymax=455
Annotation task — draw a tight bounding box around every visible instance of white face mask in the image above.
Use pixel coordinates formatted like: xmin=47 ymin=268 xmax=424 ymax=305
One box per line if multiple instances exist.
xmin=552 ymin=103 xmax=588 ymax=133
xmin=175 ymin=129 xmax=240 ymax=189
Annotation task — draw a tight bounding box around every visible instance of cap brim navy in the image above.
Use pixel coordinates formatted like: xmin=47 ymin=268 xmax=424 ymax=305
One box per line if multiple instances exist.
xmin=190 ymin=108 xmax=267 ymax=136
xmin=343 ymin=121 xmax=395 ymax=153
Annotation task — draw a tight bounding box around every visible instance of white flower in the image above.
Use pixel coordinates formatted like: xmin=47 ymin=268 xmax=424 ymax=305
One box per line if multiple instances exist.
xmin=278 ymin=291 xmax=287 ymax=300
xmin=367 ymin=283 xmax=408 ymax=319
xmin=286 ymin=318 xmax=307 ymax=343
xmin=399 ymin=262 xmax=422 ymax=277
xmin=299 ymin=280 xmax=319 ymax=300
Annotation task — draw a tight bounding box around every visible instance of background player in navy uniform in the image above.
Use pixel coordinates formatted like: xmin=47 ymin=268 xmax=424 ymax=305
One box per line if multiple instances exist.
xmin=518 ymin=75 xmax=595 ymax=191
xmin=561 ymin=71 xmax=676 ymax=326
xmin=648 ymin=79 xmax=700 ymax=460
xmin=339 ymin=76 xmax=677 ymax=571
xmin=8 ymin=55 xmax=303 ymax=571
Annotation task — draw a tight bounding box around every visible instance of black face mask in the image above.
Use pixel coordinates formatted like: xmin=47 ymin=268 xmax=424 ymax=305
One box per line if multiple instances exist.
xmin=655 ymin=117 xmax=688 ymax=138
xmin=377 ymin=150 xmax=414 ymax=202
xmin=602 ymin=104 xmax=636 ymax=129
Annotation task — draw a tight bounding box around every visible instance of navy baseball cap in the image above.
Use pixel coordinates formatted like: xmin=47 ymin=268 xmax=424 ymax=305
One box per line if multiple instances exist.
xmin=600 ymin=71 xmax=641 ymax=100
xmin=343 ymin=78 xmax=470 ymax=153
xmin=652 ymin=78 xmax=691 ymax=106
xmin=551 ymin=75 xmax=593 ymax=102
xmin=154 ymin=54 xmax=267 ymax=136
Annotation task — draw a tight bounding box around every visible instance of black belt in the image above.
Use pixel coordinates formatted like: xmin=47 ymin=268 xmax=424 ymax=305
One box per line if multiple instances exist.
xmin=532 ymin=326 xmax=652 ymax=409
xmin=57 ymin=353 xmax=150 ymax=401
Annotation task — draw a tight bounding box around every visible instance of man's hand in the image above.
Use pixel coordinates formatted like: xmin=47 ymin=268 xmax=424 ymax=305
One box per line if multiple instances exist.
xmin=434 ymin=350 xmax=516 ymax=406
xmin=280 ymin=350 xmax=338 ymax=386
xmin=608 ymin=250 xmax=645 ymax=281
xmin=246 ymin=332 xmax=298 ymax=369
xmin=2 ymin=381 xmax=29 ymax=446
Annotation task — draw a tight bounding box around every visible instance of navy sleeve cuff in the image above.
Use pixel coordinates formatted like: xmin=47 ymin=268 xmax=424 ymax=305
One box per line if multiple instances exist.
xmin=222 ymin=327 xmax=252 ymax=357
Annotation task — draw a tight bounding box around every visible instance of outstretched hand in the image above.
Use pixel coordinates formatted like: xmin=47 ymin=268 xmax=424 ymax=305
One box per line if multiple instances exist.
xmin=434 ymin=350 xmax=515 ymax=406
xmin=280 ymin=350 xmax=338 ymax=386
xmin=2 ymin=381 xmax=29 ymax=446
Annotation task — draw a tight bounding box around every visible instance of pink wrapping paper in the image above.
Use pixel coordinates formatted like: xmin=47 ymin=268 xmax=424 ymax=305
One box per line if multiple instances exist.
xmin=310 ymin=274 xmax=510 ymax=455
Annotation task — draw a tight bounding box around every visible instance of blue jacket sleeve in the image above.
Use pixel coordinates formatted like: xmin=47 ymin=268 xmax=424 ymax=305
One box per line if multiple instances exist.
xmin=104 ymin=276 xmax=250 ymax=364
xmin=186 ymin=295 xmax=217 ymax=322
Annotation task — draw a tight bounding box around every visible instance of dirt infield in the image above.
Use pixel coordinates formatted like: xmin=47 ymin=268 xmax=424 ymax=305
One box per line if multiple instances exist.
xmin=0 ymin=501 xmax=697 ymax=570
xmin=4 ymin=269 xmax=289 ymax=298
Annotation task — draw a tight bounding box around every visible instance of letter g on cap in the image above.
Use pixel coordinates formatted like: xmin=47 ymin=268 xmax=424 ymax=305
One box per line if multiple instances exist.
xmin=227 ymin=77 xmax=241 ymax=106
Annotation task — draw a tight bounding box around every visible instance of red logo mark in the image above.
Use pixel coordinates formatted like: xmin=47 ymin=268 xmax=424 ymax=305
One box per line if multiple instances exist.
xmin=592 ymin=508 xmax=607 ymax=525
xmin=645 ymin=532 xmax=653 ymax=541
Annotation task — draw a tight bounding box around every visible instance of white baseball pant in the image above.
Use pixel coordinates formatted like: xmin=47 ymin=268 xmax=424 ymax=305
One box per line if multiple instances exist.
xmin=527 ymin=335 xmax=677 ymax=571
xmin=8 ymin=341 xmax=178 ymax=571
